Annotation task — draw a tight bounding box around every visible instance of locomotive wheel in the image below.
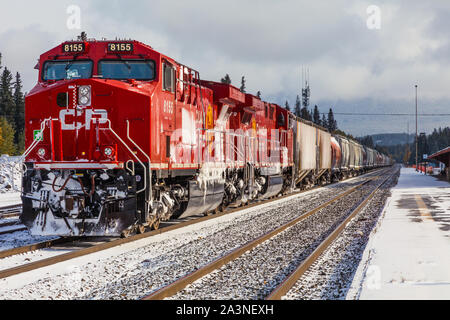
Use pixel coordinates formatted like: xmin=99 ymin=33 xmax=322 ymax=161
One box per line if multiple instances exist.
xmin=137 ymin=224 xmax=146 ymax=234
xmin=152 ymin=219 xmax=161 ymax=230
xmin=121 ymin=229 xmax=131 ymax=238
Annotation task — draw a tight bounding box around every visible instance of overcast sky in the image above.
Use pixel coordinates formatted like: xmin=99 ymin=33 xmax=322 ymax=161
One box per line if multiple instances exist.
xmin=1 ymin=0 xmax=449 ymax=137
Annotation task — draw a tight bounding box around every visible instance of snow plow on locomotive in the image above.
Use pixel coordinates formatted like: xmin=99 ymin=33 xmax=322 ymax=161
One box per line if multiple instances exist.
xmin=19 ymin=37 xmax=392 ymax=237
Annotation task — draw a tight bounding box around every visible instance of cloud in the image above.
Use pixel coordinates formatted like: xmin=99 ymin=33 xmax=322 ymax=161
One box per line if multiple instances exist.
xmin=1 ymin=0 xmax=449 ymax=136
xmin=0 ymin=25 xmax=58 ymax=92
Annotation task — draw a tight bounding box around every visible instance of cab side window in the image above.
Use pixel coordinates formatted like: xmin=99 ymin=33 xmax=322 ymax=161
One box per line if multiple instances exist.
xmin=277 ymin=112 xmax=285 ymax=127
xmin=269 ymin=106 xmax=274 ymax=120
xmin=241 ymin=112 xmax=252 ymax=124
xmin=163 ymin=63 xmax=175 ymax=93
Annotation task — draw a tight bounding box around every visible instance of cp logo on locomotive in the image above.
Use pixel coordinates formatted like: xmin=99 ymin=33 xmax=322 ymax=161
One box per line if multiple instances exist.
xmin=59 ymin=109 xmax=108 ymax=130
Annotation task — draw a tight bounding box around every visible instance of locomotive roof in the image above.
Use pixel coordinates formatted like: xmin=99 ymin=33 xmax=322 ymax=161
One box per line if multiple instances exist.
xmin=41 ymin=38 xmax=154 ymax=56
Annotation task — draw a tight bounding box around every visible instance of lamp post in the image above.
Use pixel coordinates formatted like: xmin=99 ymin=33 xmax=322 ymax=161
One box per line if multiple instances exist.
xmin=415 ymin=85 xmax=418 ymax=172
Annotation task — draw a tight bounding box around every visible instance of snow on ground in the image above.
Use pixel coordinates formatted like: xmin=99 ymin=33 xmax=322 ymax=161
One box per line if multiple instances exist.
xmin=0 ymin=193 xmax=21 ymax=207
xmin=348 ymin=167 xmax=450 ymax=299
xmin=0 ymin=155 xmax=22 ymax=206
xmin=0 ymin=155 xmax=22 ymax=192
xmin=0 ymin=184 xmax=326 ymax=297
xmin=0 ymin=230 xmax=58 ymax=253
xmin=0 ymin=173 xmax=374 ymax=299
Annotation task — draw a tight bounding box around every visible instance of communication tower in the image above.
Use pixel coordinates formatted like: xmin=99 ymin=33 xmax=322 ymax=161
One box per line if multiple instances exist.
xmin=302 ymin=67 xmax=310 ymax=108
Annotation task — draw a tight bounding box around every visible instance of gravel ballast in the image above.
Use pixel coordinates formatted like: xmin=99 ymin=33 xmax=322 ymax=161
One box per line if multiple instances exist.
xmin=0 ymin=169 xmax=391 ymax=300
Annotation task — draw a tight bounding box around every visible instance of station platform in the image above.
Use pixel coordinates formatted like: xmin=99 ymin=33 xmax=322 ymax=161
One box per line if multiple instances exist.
xmin=348 ymin=167 xmax=450 ymax=299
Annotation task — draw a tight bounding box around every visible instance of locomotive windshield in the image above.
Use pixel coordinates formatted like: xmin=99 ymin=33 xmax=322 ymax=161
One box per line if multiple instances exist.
xmin=98 ymin=60 xmax=155 ymax=80
xmin=42 ymin=60 xmax=93 ymax=81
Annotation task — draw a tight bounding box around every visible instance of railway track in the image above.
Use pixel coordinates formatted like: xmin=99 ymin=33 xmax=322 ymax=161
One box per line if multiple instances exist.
xmin=0 ymin=204 xmax=22 ymax=219
xmin=141 ymin=167 xmax=397 ymax=300
xmin=266 ymin=169 xmax=396 ymax=300
xmin=0 ymin=204 xmax=25 ymax=235
xmin=0 ymin=225 xmax=27 ymax=236
xmin=0 ymin=168 xmax=388 ymax=284
xmin=0 ymin=220 xmax=22 ymax=228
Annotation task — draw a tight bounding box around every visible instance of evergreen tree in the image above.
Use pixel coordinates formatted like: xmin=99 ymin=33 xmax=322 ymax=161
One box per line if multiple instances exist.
xmin=295 ymin=95 xmax=301 ymax=117
xmin=300 ymin=106 xmax=311 ymax=121
xmin=239 ymin=76 xmax=246 ymax=93
xmin=256 ymin=91 xmax=261 ymax=99
xmin=0 ymin=53 xmax=2 ymax=104
xmin=334 ymin=129 xmax=352 ymax=139
xmin=220 ymin=74 xmax=231 ymax=84
xmin=13 ymin=72 xmax=25 ymax=144
xmin=285 ymin=100 xmax=290 ymax=112
xmin=16 ymin=130 xmax=25 ymax=154
xmin=0 ymin=53 xmax=27 ymax=155
xmin=0 ymin=67 xmax=15 ymax=118
xmin=357 ymin=135 xmax=374 ymax=148
xmin=0 ymin=117 xmax=16 ymax=155
xmin=327 ymin=108 xmax=337 ymax=132
xmin=321 ymin=113 xmax=327 ymax=129
xmin=313 ymin=105 xmax=320 ymax=125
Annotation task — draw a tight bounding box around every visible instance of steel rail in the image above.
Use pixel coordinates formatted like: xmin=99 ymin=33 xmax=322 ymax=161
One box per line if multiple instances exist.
xmin=0 ymin=168 xmax=387 ymax=280
xmin=265 ymin=168 xmax=397 ymax=300
xmin=0 ymin=226 xmax=27 ymax=236
xmin=0 ymin=220 xmax=21 ymax=228
xmin=0 ymin=213 xmax=21 ymax=219
xmin=0 ymin=183 xmax=323 ymax=279
xmin=0 ymin=183 xmax=317 ymax=262
xmin=141 ymin=174 xmax=381 ymax=300
xmin=0 ymin=237 xmax=77 ymax=260
xmin=0 ymin=205 xmax=23 ymax=220
xmin=0 ymin=204 xmax=23 ymax=211
xmin=0 ymin=204 xmax=22 ymax=214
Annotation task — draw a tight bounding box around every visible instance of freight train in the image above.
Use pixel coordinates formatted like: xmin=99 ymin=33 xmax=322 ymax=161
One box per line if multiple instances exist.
xmin=20 ymin=37 xmax=392 ymax=237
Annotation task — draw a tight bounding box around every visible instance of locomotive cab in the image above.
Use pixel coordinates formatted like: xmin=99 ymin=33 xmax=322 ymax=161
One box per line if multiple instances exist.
xmin=21 ymin=40 xmax=163 ymax=236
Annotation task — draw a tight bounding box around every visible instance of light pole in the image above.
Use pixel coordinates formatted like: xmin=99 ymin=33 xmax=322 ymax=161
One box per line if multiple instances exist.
xmin=415 ymin=85 xmax=418 ymax=172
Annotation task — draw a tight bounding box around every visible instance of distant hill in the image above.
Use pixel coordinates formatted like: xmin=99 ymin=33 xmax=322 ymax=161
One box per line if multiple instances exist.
xmin=370 ymin=133 xmax=415 ymax=146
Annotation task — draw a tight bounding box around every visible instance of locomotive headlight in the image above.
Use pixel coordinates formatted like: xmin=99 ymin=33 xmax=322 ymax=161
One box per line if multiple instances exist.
xmin=78 ymin=85 xmax=91 ymax=106
xmin=37 ymin=148 xmax=46 ymax=158
xmin=79 ymin=95 xmax=89 ymax=105
xmin=104 ymin=147 xmax=113 ymax=157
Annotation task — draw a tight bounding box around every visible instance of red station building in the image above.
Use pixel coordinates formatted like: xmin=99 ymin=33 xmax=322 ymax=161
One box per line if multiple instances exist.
xmin=428 ymin=146 xmax=450 ymax=181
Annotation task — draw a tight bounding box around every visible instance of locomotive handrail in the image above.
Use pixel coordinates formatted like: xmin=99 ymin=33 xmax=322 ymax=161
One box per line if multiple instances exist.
xmin=20 ymin=117 xmax=54 ymax=162
xmin=197 ymin=128 xmax=248 ymax=164
xmin=11 ymin=117 xmax=55 ymax=192
xmin=195 ymin=128 xmax=283 ymax=166
xmin=176 ymin=63 xmax=206 ymax=130
xmin=100 ymin=119 xmax=148 ymax=196
xmin=176 ymin=78 xmax=201 ymax=87
xmin=181 ymin=126 xmax=285 ymax=168
xmin=126 ymin=120 xmax=153 ymax=204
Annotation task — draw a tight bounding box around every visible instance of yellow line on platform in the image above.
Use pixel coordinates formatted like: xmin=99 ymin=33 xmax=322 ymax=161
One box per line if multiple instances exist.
xmin=415 ymin=195 xmax=434 ymax=222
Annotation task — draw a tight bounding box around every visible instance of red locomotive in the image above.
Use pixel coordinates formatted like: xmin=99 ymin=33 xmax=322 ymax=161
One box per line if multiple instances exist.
xmin=20 ymin=36 xmax=391 ymax=237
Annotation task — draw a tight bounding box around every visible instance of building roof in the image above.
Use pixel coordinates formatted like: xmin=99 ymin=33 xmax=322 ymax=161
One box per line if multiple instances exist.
xmin=428 ymin=146 xmax=450 ymax=163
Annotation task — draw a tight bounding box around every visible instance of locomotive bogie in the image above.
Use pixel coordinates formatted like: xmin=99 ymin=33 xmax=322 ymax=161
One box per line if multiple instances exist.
xmin=21 ymin=165 xmax=138 ymax=236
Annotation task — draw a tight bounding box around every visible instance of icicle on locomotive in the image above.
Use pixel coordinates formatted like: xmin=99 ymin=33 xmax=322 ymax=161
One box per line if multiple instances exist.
xmin=20 ymin=36 xmax=391 ymax=237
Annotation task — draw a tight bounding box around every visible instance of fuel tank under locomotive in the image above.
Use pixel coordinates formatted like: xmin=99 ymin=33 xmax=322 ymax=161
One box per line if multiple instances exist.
xmin=160 ymin=172 xmax=284 ymax=220
xmin=20 ymin=165 xmax=138 ymax=236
